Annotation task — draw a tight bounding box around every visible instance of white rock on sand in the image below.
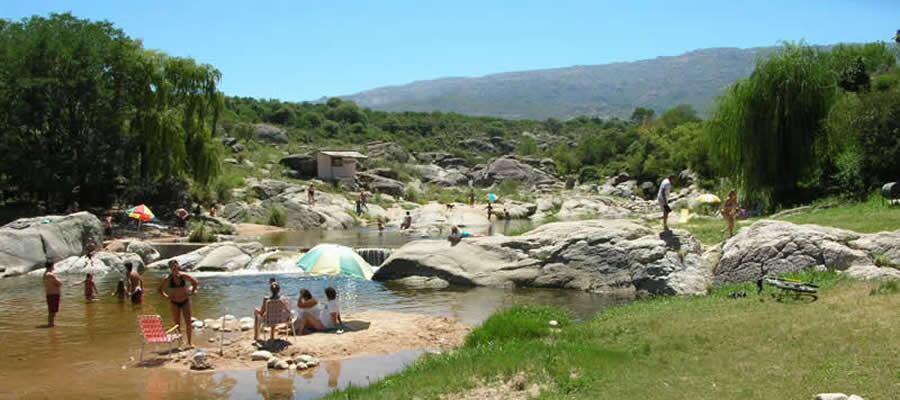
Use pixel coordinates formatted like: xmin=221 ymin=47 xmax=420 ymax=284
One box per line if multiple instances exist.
xmin=250 ymin=350 xmax=272 ymax=361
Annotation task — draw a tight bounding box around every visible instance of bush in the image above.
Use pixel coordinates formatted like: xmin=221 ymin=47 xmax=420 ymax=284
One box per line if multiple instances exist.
xmin=578 ymin=166 xmax=603 ymax=183
xmin=188 ymin=224 xmax=217 ymax=243
xmin=267 ymin=207 xmax=287 ymax=227
xmin=404 ymin=186 xmax=420 ymax=203
xmin=465 ymin=305 xmax=571 ymax=348
xmin=870 ymin=280 xmax=900 ymax=296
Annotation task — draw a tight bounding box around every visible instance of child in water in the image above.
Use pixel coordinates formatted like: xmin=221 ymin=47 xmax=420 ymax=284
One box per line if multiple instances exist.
xmin=112 ymin=279 xmax=126 ymax=301
xmin=75 ymin=273 xmax=99 ymax=301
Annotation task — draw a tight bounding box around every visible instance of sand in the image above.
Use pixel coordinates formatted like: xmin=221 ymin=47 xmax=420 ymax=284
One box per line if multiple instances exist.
xmin=234 ymin=223 xmax=287 ymax=237
xmin=153 ymin=310 xmax=470 ymax=371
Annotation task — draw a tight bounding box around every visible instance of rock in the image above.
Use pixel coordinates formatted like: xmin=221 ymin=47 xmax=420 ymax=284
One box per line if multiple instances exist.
xmin=190 ymin=215 xmax=237 ymax=235
xmin=435 ymin=157 xmax=468 ymax=169
xmin=222 ymin=179 xmax=358 ymax=230
xmin=713 ymin=221 xmax=899 ymax=285
xmin=267 ymin=358 xmax=289 ymax=370
xmin=239 ymin=317 xmax=254 ymax=331
xmin=192 ymin=320 xmax=204 ymax=329
xmin=549 ymin=320 xmax=559 ymax=327
xmin=555 ymin=197 xmax=631 ymax=221
xmin=357 ymin=172 xmax=406 ymax=197
xmin=190 ymin=351 xmax=213 ymax=370
xmin=249 ymin=179 xmax=291 ymax=200
xmin=850 ymin=230 xmax=900 ymax=265
xmin=375 ymin=219 xmax=709 ymax=295
xmin=461 ymin=138 xmax=496 ymax=153
xmin=147 ymin=241 xmax=265 ymax=271
xmin=231 ymin=143 xmax=245 ymax=153
xmin=366 ymin=167 xmax=400 ymax=181
xmin=367 ymin=142 xmax=410 ymax=163
xmin=847 ymin=396 xmax=865 ymax=400
xmin=288 ymin=364 xmax=297 ymax=371
xmin=253 ymin=123 xmax=289 ymax=144
xmin=208 ymin=338 xmax=216 ymax=343
xmin=499 ymin=201 xmax=538 ymax=220
xmin=222 ymin=137 xmax=238 ymax=146
xmin=279 ymin=154 xmax=317 ymax=179
xmin=0 ymin=212 xmax=104 ymax=277
xmin=639 ymin=182 xmax=658 ymax=199
xmin=251 ymin=350 xmax=272 ymax=361
xmin=126 ymin=241 xmax=160 ymax=264
xmin=815 ymin=394 xmax=848 ymax=400
xmin=224 ymin=158 xmax=239 ymax=165
xmin=295 ymin=354 xmax=314 ymax=363
xmin=46 ymin=251 xmax=144 ymax=276
xmin=413 ymin=164 xmax=469 ymax=187
xmin=473 ymin=157 xmax=557 ymax=187
xmin=390 ymin=275 xmax=451 ymax=289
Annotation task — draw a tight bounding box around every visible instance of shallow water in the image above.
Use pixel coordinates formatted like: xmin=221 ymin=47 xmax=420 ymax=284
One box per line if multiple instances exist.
xmin=258 ymin=220 xmax=535 ymax=249
xmin=0 ymin=270 xmax=621 ymax=399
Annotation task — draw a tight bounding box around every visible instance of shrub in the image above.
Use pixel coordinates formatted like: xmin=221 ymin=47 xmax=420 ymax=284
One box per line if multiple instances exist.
xmin=267 ymin=207 xmax=287 ymax=227
xmin=870 ymin=280 xmax=900 ymax=296
xmin=188 ymin=224 xmax=217 ymax=243
xmin=465 ymin=305 xmax=571 ymax=348
xmin=873 ymin=254 xmax=899 ymax=270
xmin=404 ymin=186 xmax=420 ymax=203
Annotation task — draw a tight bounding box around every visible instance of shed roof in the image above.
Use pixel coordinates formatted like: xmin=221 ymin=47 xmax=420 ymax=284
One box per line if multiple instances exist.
xmin=319 ymin=151 xmax=368 ymax=159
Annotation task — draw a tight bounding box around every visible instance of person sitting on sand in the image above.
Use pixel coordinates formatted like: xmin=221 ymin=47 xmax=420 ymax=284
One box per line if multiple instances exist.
xmin=159 ymin=259 xmax=199 ymax=347
xmin=112 ymin=279 xmax=126 ymax=301
xmin=320 ymin=287 xmax=343 ymax=331
xmin=43 ymin=262 xmax=62 ymax=327
xmin=254 ymin=281 xmax=285 ymax=341
xmin=294 ymin=288 xmax=325 ymax=335
xmin=126 ymin=262 xmax=143 ymax=305
xmin=74 ymin=273 xmax=99 ymax=301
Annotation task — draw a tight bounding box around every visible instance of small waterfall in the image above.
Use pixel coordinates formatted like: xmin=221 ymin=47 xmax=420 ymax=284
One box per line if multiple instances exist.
xmin=354 ymin=248 xmax=393 ymax=267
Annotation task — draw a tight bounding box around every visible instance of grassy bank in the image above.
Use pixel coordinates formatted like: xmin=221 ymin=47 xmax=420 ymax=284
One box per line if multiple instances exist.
xmin=679 ymin=194 xmax=900 ymax=245
xmin=326 ymin=272 xmax=898 ymax=399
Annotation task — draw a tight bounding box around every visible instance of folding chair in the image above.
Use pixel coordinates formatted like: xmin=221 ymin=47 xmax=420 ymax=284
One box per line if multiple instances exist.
xmin=137 ymin=315 xmax=182 ymax=361
xmin=261 ymin=297 xmax=296 ymax=342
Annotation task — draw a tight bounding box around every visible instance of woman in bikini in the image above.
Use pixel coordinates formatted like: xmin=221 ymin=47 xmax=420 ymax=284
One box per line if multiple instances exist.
xmin=159 ymin=259 xmax=199 ymax=347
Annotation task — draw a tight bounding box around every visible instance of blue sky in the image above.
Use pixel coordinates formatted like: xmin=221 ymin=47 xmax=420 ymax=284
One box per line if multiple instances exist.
xmin=3 ymin=1 xmax=898 ymax=101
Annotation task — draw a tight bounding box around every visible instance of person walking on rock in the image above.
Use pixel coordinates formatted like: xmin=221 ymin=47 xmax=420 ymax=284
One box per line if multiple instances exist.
xmin=657 ymin=175 xmax=674 ymax=231
xmin=307 ymin=184 xmax=316 ymax=205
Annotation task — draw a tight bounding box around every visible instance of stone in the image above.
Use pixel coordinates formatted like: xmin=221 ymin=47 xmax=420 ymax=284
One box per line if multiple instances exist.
xmin=126 ymin=241 xmax=160 ymax=264
xmin=147 ymin=241 xmax=265 ymax=272
xmin=357 ymin=172 xmax=406 ymax=197
xmin=499 ymin=201 xmax=538 ymax=220
xmin=279 ymin=154 xmax=317 ymax=179
xmin=43 ymin=251 xmax=144 ymax=276
xmin=473 ymin=156 xmax=557 ymax=187
xmin=713 ymin=221 xmax=899 ymax=285
xmin=375 ymin=219 xmax=709 ymax=295
xmin=638 ymin=181 xmax=658 ymax=199
xmin=190 ymin=351 xmax=213 ymax=370
xmin=192 ymin=320 xmax=204 ymax=329
xmin=549 ymin=320 xmax=559 ymax=327
xmin=296 ymin=362 xmax=308 ymax=369
xmin=253 ymin=123 xmax=289 ymax=144
xmin=0 ymin=212 xmax=104 ymax=277
xmin=224 ymin=158 xmax=239 ymax=165
xmin=222 ymin=137 xmax=238 ymax=146
xmin=847 ymin=395 xmax=865 ymax=400
xmin=239 ymin=317 xmax=254 ymax=331
xmin=251 ymin=350 xmax=273 ymax=361
xmin=366 ymin=167 xmax=400 ymax=181
xmin=223 ymin=179 xmax=359 ymax=230
xmin=460 ymin=138 xmax=496 ymax=153
xmin=367 ymin=142 xmax=410 ymax=163
xmin=815 ymin=394 xmax=848 ymax=400
xmin=390 ymin=276 xmax=451 ymax=289
xmin=413 ymin=164 xmax=469 ymax=187
xmin=231 ymin=143 xmax=245 ymax=153
xmin=295 ymin=354 xmax=314 ymax=364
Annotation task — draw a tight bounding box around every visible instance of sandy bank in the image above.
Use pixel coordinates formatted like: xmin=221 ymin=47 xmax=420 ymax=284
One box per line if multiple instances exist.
xmin=148 ymin=310 xmax=469 ymax=372
xmin=234 ymin=223 xmax=287 ymax=237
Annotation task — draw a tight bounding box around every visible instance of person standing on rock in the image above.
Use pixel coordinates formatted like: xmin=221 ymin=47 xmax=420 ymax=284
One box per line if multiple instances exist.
xmin=400 ymin=211 xmax=412 ymax=230
xmin=159 ymin=259 xmax=199 ymax=348
xmin=657 ymin=175 xmax=674 ymax=231
xmin=307 ymin=184 xmax=316 ymax=205
xmin=43 ymin=261 xmax=63 ymax=327
xmin=126 ymin=262 xmax=144 ymax=305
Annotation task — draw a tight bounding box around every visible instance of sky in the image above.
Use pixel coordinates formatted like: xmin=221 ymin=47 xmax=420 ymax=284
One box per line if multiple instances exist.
xmin=3 ymin=1 xmax=898 ymax=101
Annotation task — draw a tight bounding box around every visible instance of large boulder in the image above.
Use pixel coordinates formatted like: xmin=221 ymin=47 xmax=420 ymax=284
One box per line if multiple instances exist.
xmin=498 ymin=201 xmax=538 ymax=219
xmin=253 ymin=123 xmax=289 ymax=144
xmin=148 ymin=242 xmax=265 ymax=272
xmin=375 ymin=219 xmax=710 ymax=295
xmin=189 ymin=215 xmax=237 ymax=235
xmin=126 ymin=241 xmax=160 ymax=264
xmin=413 ymin=164 xmax=469 ymax=187
xmin=460 ymin=138 xmax=496 ymax=153
xmin=42 ymin=251 xmax=145 ymax=276
xmin=0 ymin=212 xmax=104 ymax=277
xmin=223 ymin=179 xmax=357 ymax=230
xmin=357 ymin=172 xmax=406 ymax=197
xmin=474 ymin=156 xmax=557 ymax=187
xmin=367 ymin=142 xmax=410 ymax=163
xmin=713 ymin=221 xmax=900 ymax=285
xmin=279 ymin=154 xmax=317 ymax=179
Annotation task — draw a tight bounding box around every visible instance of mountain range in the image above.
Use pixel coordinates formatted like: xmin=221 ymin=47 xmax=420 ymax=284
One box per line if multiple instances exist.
xmin=341 ymin=47 xmax=776 ymax=120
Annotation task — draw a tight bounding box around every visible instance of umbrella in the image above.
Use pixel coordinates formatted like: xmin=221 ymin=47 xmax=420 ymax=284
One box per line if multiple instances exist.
xmin=297 ymin=244 xmax=374 ymax=280
xmin=126 ymin=204 xmax=155 ymax=222
xmin=486 ymin=193 xmax=498 ymax=203
xmin=693 ymin=194 xmax=721 ymax=205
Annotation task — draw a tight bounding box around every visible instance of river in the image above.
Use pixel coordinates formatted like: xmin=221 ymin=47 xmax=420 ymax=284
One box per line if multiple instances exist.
xmin=0 ymin=266 xmax=623 ymax=399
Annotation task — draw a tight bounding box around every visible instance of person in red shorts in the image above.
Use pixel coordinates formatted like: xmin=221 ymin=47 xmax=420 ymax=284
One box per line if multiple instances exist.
xmin=43 ymin=261 xmax=63 ymax=327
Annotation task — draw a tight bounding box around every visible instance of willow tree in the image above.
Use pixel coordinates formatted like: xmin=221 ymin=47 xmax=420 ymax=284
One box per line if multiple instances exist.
xmin=710 ymin=43 xmax=837 ymax=208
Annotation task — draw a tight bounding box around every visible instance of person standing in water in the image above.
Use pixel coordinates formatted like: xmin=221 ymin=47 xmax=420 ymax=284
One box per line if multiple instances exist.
xmin=126 ymin=262 xmax=144 ymax=305
xmin=43 ymin=262 xmax=62 ymax=327
xmin=485 ymin=202 xmax=494 ymax=221
xmin=657 ymin=174 xmax=674 ymax=231
xmin=159 ymin=260 xmax=199 ymax=347
xmin=74 ymin=273 xmax=98 ymax=301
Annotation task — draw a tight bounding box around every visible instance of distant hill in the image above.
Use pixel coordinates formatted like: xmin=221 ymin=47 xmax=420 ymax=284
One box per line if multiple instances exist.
xmin=342 ymin=47 xmax=775 ymax=120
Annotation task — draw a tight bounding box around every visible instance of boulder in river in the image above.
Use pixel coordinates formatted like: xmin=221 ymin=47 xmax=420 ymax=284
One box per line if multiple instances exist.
xmin=148 ymin=242 xmax=265 ymax=272
xmin=126 ymin=241 xmax=160 ymax=264
xmin=38 ymin=251 xmax=145 ymax=276
xmin=375 ymin=219 xmax=710 ymax=295
xmin=0 ymin=212 xmax=103 ymax=277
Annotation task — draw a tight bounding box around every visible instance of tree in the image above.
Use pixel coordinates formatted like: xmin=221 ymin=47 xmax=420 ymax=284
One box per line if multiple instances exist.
xmin=517 ymin=136 xmax=539 ymax=156
xmin=709 ymin=43 xmax=837 ymax=208
xmin=630 ymin=107 xmax=655 ymax=124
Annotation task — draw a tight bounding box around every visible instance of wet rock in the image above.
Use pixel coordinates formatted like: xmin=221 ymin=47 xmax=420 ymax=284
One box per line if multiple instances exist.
xmin=376 ymin=219 xmax=709 ymax=295
xmin=126 ymin=241 xmax=160 ymax=264
xmin=251 ymin=350 xmax=273 ymax=361
xmin=0 ymin=212 xmax=104 ymax=277
xmin=294 ymin=354 xmax=319 ymax=367
xmin=268 ymin=358 xmax=289 ymax=370
xmin=390 ymin=276 xmax=451 ymax=289
xmin=253 ymin=123 xmax=289 ymax=144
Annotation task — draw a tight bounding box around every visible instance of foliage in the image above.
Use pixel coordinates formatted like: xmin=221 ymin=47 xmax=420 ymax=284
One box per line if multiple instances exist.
xmin=870 ymin=279 xmax=899 ymax=296
xmin=465 ymin=305 xmax=571 ymax=348
xmin=188 ymin=223 xmax=217 ymax=243
xmin=0 ymin=13 xmax=223 ymax=210
xmin=516 ymin=136 xmax=539 ymax=156
xmin=266 ymin=206 xmax=287 ymax=227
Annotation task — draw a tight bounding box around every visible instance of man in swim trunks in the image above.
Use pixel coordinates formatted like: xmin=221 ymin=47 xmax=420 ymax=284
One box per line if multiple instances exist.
xmin=125 ymin=262 xmax=144 ymax=304
xmin=159 ymin=259 xmax=199 ymax=347
xmin=43 ymin=261 xmax=62 ymax=327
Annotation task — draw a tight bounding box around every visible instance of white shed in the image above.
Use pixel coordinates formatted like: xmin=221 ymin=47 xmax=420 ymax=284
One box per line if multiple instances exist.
xmin=316 ymin=151 xmax=368 ymax=181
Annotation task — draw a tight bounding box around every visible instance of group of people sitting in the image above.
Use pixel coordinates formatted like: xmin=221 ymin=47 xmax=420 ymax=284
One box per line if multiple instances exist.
xmin=253 ymin=278 xmax=343 ymax=342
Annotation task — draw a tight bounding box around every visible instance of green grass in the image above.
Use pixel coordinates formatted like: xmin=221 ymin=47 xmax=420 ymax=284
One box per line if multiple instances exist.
xmin=325 ymin=277 xmax=897 ymax=399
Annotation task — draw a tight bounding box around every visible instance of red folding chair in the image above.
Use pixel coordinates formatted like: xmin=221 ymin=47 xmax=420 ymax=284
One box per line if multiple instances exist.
xmin=137 ymin=315 xmax=182 ymax=361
